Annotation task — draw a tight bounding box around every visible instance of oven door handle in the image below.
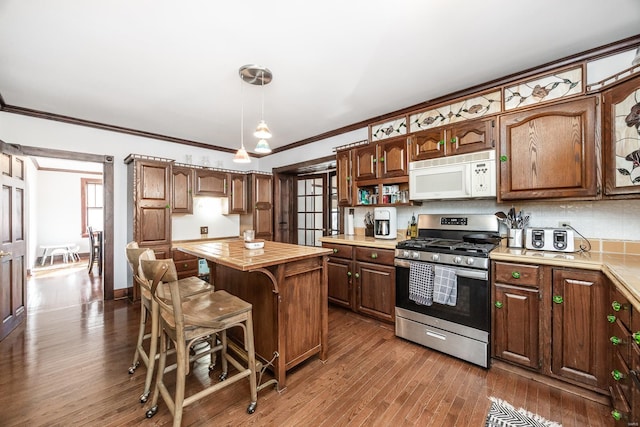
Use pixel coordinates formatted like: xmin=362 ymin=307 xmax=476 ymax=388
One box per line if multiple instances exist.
xmin=395 ymin=259 xmax=488 ymax=281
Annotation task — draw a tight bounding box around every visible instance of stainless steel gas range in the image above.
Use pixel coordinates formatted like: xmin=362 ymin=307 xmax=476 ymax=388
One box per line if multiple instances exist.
xmin=394 ymin=214 xmax=500 ymax=368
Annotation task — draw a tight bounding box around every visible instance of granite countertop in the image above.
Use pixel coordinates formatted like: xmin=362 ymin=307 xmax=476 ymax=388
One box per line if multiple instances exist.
xmin=318 ymin=234 xmax=402 ymax=250
xmin=175 ymin=239 xmax=332 ymax=271
xmin=491 ymin=246 xmax=640 ymax=310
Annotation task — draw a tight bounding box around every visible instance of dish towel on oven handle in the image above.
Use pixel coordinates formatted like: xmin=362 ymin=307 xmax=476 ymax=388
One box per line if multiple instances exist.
xmin=409 ymin=261 xmax=434 ymax=306
xmin=433 ymin=265 xmax=457 ymax=306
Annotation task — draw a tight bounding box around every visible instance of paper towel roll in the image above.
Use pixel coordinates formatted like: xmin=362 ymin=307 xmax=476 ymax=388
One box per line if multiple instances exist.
xmin=346 ymin=213 xmax=355 ymax=235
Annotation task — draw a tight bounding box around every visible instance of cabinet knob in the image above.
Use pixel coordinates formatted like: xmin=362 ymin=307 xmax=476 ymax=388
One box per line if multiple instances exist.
xmin=495 ymin=301 xmax=503 ymax=309
xmin=611 ymin=301 xmax=623 ymax=311
xmin=610 ymin=336 xmax=622 ymax=346
xmin=511 ymin=271 xmax=520 ymax=279
xmin=379 ymin=157 xmax=384 ymax=163
xmin=611 ymin=410 xmax=622 ymax=421
xmin=552 ymin=295 xmax=563 ymax=304
xmin=450 ymin=137 xmax=457 ymax=144
xmin=611 ymin=369 xmax=624 ymax=381
xmin=607 ymin=314 xmax=616 ymax=323
xmin=355 ymin=273 xmax=360 ymax=279
xmin=371 ymin=253 xmax=377 ymax=259
xmin=438 ymin=140 xmax=445 ymax=146
xmin=184 ymin=263 xmax=188 ymax=268
xmin=633 ymin=331 xmax=640 ymax=345
xmin=333 ymin=248 xmax=338 ymax=254
xmin=500 ymin=155 xmax=508 ymax=162
xmin=347 ymin=271 xmax=352 ymax=277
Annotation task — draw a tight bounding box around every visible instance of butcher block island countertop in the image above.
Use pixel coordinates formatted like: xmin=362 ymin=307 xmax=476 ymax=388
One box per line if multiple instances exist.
xmin=175 ymin=239 xmax=332 ymax=390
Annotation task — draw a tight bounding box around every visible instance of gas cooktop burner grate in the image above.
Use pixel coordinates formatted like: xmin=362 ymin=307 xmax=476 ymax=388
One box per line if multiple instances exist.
xmin=396 ymin=238 xmax=496 ymax=255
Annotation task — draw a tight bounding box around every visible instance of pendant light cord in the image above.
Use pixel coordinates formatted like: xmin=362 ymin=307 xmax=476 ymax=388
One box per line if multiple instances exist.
xmin=260 ymin=70 xmax=265 ymax=121
xmin=240 ymin=74 xmax=245 ymax=149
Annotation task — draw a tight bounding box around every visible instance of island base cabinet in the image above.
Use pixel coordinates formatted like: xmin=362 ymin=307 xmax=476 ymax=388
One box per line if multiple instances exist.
xmin=493 ymin=283 xmax=540 ymax=370
xmin=210 ymin=256 xmax=327 ymax=389
xmin=551 ymin=268 xmax=608 ymax=391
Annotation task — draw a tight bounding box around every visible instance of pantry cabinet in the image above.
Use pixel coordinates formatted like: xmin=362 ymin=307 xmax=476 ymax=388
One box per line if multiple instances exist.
xmin=602 ymin=74 xmax=640 ymax=197
xmin=498 ymin=96 xmax=598 ymax=201
xmin=410 ymin=118 xmax=495 ymax=161
xmin=323 ymin=242 xmax=395 ymax=323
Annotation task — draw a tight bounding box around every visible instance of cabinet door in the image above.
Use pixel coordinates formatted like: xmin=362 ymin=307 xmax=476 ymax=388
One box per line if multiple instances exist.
xmin=499 ymin=96 xmax=597 ymax=200
xmin=410 ymin=128 xmax=445 ymax=161
xmin=228 ymin=173 xmax=247 ymax=214
xmin=253 ymin=174 xmax=273 ymax=208
xmin=336 ymin=150 xmax=353 ymax=206
xmin=135 ymin=159 xmax=171 ymax=247
xmin=551 ymin=268 xmax=608 ymax=390
xmin=493 ymin=283 xmax=540 ymax=370
xmin=327 ymin=257 xmax=352 ymax=309
xmin=603 ymin=74 xmax=640 ymax=196
xmin=171 ymin=166 xmax=193 ymax=214
xmin=354 ymin=145 xmax=378 ymax=181
xmin=355 ymin=262 xmax=395 ymax=323
xmin=252 ymin=174 xmax=273 ymax=240
xmin=378 ymin=137 xmax=409 ymax=178
xmin=195 ymin=170 xmax=228 ymax=196
xmin=449 ymin=118 xmax=495 ymax=156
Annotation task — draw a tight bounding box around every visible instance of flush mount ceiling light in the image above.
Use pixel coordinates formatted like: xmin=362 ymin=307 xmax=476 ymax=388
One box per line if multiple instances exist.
xmin=239 ymin=64 xmax=273 ymax=154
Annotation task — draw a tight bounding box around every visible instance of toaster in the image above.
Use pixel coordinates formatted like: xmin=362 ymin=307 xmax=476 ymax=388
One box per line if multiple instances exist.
xmin=524 ymin=227 xmax=575 ymax=252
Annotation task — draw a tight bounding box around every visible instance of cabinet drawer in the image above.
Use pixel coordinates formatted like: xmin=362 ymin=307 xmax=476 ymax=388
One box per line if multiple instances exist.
xmin=494 ymin=262 xmax=540 ymax=287
xmin=610 ymin=318 xmax=631 ymax=367
xmin=354 ymin=247 xmax=395 ymax=266
xmin=610 ymin=287 xmax=632 ymax=330
xmin=172 ymin=249 xmax=197 ymax=262
xmin=174 ymin=259 xmax=198 ymax=273
xmin=611 ymin=349 xmax=633 ymax=405
xmin=322 ymin=243 xmax=353 ymax=259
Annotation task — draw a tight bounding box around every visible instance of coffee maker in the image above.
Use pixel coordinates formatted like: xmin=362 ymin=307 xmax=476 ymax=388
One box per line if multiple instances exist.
xmin=374 ymin=207 xmax=397 ymax=239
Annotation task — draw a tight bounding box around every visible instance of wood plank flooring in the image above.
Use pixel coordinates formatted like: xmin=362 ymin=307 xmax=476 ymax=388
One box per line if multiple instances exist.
xmin=0 ymin=268 xmax=614 ymax=426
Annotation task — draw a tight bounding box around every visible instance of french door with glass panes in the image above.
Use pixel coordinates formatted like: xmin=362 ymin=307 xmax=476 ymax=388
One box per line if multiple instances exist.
xmin=296 ymin=174 xmax=336 ymax=247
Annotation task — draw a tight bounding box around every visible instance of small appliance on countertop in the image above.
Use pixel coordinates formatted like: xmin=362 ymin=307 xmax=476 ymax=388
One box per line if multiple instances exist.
xmin=374 ymin=207 xmax=397 ymax=239
xmin=525 ymin=227 xmax=575 ymax=252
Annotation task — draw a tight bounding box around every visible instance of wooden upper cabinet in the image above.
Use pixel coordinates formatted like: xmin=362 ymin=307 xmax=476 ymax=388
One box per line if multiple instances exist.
xmin=133 ymin=159 xmax=172 ymax=247
xmin=410 ymin=118 xmax=494 ymax=161
xmin=354 ymin=145 xmax=377 ymax=181
xmin=194 ymin=169 xmax=228 ymax=196
xmin=250 ymin=173 xmax=273 ymax=240
xmin=602 ymin=74 xmax=640 ymax=197
xmin=228 ymin=173 xmax=247 ymax=214
xmin=336 ymin=150 xmax=353 ymax=206
xmin=171 ymin=166 xmax=193 ymax=214
xmin=378 ymin=137 xmax=409 ymax=178
xmin=498 ymin=96 xmax=597 ymax=201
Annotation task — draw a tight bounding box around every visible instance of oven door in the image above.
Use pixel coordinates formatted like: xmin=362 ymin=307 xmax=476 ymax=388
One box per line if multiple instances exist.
xmin=395 ymin=258 xmax=489 ymax=332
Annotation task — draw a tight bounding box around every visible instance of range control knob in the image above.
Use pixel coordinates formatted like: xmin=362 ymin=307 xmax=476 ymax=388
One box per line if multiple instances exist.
xmin=411 ymin=251 xmax=420 ymax=259
xmin=402 ymin=250 xmax=410 ymax=258
xmin=466 ymin=258 xmax=475 ymax=265
xmin=453 ymin=256 xmax=462 ymax=264
xmin=431 ymin=253 xmax=440 ymax=262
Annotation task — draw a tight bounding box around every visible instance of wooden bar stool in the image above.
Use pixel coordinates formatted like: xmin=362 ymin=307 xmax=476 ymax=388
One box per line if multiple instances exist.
xmin=141 ymin=259 xmax=258 ymax=426
xmin=125 ymin=242 xmax=213 ymax=403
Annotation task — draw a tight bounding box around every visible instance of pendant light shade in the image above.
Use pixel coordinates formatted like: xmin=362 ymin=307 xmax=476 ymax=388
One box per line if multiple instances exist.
xmin=233 ymin=69 xmax=252 ymax=164
xmin=233 ymin=146 xmax=251 ymax=163
xmin=254 ymin=139 xmax=272 ymax=154
xmin=253 ymin=120 xmax=272 ymax=139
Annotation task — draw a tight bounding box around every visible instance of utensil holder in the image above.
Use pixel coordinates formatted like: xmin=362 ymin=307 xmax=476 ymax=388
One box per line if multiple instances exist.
xmin=365 ymin=225 xmax=374 ymax=237
xmin=508 ymin=228 xmax=523 ymax=248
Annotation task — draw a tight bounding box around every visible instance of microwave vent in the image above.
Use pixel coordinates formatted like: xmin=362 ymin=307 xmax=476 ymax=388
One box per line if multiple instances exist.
xmin=410 ymin=149 xmax=495 ymax=170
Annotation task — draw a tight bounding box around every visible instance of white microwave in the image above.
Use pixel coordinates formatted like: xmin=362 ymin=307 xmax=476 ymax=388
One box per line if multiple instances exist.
xmin=409 ymin=150 xmax=496 ymax=200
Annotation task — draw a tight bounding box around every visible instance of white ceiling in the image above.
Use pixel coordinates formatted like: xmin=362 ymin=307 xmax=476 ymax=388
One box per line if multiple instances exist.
xmin=1 ymin=1 xmax=639 ymax=156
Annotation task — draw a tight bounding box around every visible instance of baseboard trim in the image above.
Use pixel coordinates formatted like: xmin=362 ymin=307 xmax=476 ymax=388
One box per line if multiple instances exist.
xmin=113 ymin=287 xmax=130 ymax=300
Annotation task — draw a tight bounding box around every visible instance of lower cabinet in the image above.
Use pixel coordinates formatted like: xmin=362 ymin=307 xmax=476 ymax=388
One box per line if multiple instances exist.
xmin=323 ymin=242 xmax=395 ymax=323
xmin=492 ymin=261 xmax=609 ymax=393
xmin=171 ymin=249 xmax=199 ymax=280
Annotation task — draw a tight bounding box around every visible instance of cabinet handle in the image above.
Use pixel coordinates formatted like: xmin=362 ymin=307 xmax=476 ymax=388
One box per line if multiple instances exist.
xmin=611 ymin=301 xmax=622 ymax=311
xmin=633 ymin=331 xmax=640 ymax=345
xmin=611 ymin=369 xmax=624 ymax=381
xmin=607 ymin=314 xmax=616 ymax=323
xmin=511 ymin=271 xmax=520 ymax=279
xmin=355 ymin=273 xmax=360 ymax=279
xmin=499 ymin=155 xmax=508 ymax=162
xmin=347 ymin=271 xmax=352 ymax=277
xmin=610 ymin=336 xmax=622 ymax=346
xmin=495 ymin=301 xmax=503 ymax=309
xmin=371 ymin=253 xmax=377 ymax=259
xmin=610 ymin=410 xmax=622 ymax=421
xmin=552 ymin=295 xmax=563 ymax=304
xmin=333 ymin=248 xmax=338 ymax=254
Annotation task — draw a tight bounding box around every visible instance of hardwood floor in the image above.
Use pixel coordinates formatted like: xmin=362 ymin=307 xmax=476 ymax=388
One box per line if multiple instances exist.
xmin=1 ymin=269 xmax=614 ymax=426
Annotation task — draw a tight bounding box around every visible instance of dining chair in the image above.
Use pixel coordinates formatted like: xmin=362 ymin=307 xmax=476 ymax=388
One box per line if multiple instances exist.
xmin=125 ymin=242 xmax=214 ymax=403
xmin=87 ymin=227 xmax=103 ymax=275
xmin=141 ymin=258 xmax=258 ymax=426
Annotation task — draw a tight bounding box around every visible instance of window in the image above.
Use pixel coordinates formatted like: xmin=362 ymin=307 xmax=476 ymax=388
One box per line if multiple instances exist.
xmin=82 ymin=178 xmax=103 ymax=236
xmin=296 ymin=175 xmax=326 ymax=247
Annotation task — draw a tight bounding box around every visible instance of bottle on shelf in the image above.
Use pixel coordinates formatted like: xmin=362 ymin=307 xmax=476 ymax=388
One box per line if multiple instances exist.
xmin=410 ymin=213 xmax=418 ymax=238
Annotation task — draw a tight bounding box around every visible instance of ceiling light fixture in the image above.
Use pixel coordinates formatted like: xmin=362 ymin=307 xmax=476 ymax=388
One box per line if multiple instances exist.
xmin=233 ymin=70 xmax=251 ymax=164
xmin=239 ymin=64 xmax=273 ymax=154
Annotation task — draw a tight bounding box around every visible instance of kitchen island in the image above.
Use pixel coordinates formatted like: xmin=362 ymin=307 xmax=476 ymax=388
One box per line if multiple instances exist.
xmin=175 ymin=239 xmax=332 ymax=389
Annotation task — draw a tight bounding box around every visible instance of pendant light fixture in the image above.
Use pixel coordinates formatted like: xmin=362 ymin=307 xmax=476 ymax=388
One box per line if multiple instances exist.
xmin=239 ymin=64 xmax=273 ymax=154
xmin=233 ymin=68 xmax=251 ymax=164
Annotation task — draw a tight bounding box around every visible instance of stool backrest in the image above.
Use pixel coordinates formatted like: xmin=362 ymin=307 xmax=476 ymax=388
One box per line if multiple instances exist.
xmin=140 ymin=259 xmax=184 ymax=330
